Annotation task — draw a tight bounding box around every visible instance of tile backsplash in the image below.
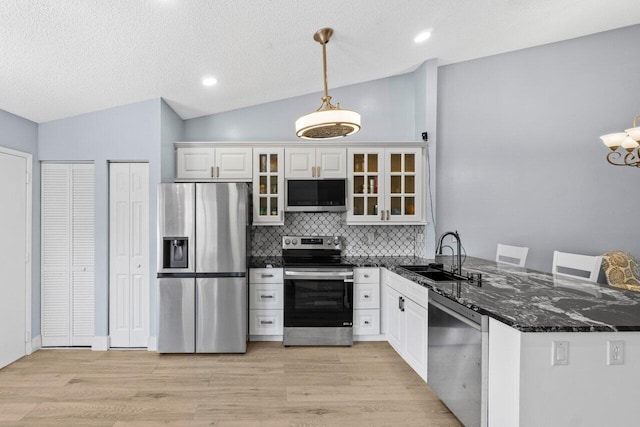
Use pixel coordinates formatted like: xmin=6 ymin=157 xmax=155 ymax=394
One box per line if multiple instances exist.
xmin=251 ymin=212 xmax=425 ymax=257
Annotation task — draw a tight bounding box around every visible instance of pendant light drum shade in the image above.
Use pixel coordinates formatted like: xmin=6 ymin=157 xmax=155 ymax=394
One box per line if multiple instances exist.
xmin=295 ymin=28 xmax=361 ymax=140
xmin=295 ymin=108 xmax=361 ymax=139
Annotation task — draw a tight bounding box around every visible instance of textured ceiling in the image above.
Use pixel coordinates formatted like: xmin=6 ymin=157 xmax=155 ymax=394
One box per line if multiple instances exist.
xmin=1 ymin=0 xmax=640 ymax=123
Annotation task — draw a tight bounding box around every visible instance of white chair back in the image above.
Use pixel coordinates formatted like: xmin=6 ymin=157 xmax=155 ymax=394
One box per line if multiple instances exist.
xmin=552 ymin=251 xmax=602 ymax=282
xmin=496 ymin=244 xmax=529 ymax=267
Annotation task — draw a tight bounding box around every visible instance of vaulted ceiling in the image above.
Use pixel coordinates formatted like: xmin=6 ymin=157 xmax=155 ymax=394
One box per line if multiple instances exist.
xmin=2 ymin=0 xmax=639 ymax=123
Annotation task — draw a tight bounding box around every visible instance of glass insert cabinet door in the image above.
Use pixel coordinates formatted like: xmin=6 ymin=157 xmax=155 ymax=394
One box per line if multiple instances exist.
xmin=348 ymin=148 xmax=385 ymax=222
xmin=385 ymin=148 xmax=421 ymax=221
xmin=253 ymin=148 xmax=284 ymax=225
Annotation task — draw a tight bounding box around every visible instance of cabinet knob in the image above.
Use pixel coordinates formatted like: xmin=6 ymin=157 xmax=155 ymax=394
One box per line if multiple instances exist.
xmin=364 ymin=274 xmax=370 ymax=278
xmin=364 ymin=320 xmax=370 ymax=325
xmin=137 ymin=264 xmax=141 ymax=268
xmin=364 ymin=294 xmax=370 ymax=299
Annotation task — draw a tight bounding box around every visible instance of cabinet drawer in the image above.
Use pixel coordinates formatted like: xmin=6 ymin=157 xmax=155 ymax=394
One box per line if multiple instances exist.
xmin=250 ymin=268 xmax=283 ymax=283
xmin=250 ymin=282 xmax=283 ymax=310
xmin=354 ymin=309 xmax=380 ymax=335
xmin=354 ymin=282 xmax=380 ymax=309
xmin=354 ymin=267 xmax=379 ymax=284
xmin=249 ymin=309 xmax=283 ymax=335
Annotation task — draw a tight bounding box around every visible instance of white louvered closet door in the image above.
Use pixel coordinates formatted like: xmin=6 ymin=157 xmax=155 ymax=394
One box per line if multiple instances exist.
xmin=41 ymin=163 xmax=95 ymax=347
xmin=109 ymin=163 xmax=149 ymax=348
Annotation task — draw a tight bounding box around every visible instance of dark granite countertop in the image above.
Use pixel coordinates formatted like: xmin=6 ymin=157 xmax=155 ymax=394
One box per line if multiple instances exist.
xmin=248 ymin=255 xmax=640 ymax=332
xmin=383 ymin=256 xmax=640 ymax=333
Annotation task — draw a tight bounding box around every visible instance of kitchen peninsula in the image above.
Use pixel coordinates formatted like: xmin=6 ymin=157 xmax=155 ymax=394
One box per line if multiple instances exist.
xmin=251 ymin=255 xmax=640 ymax=427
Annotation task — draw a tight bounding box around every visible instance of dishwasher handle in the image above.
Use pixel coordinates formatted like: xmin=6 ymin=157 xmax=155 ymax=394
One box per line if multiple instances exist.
xmin=428 ymin=290 xmax=487 ymax=331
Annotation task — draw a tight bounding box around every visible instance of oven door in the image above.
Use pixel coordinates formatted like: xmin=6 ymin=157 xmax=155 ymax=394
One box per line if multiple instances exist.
xmin=284 ymin=268 xmax=354 ymax=327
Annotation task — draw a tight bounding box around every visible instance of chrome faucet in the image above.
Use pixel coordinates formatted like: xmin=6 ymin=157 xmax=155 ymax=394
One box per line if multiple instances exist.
xmin=436 ymin=231 xmax=462 ymax=275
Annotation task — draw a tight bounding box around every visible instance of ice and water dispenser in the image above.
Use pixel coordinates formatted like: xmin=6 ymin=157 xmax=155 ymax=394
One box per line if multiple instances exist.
xmin=162 ymin=237 xmax=189 ymax=269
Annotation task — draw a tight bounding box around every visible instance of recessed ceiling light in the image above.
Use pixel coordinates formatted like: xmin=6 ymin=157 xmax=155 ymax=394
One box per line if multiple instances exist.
xmin=202 ymin=76 xmax=218 ymax=87
xmin=414 ymin=30 xmax=432 ymax=44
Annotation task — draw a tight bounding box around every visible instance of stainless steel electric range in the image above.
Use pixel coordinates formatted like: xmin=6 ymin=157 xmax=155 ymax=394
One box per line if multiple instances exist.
xmin=282 ymin=235 xmax=354 ymax=346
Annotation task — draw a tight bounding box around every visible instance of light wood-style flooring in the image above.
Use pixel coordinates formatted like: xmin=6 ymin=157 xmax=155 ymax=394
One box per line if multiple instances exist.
xmin=0 ymin=341 xmax=460 ymax=426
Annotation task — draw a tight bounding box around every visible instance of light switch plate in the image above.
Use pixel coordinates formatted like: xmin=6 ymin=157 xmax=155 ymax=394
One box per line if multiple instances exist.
xmin=552 ymin=341 xmax=569 ymax=366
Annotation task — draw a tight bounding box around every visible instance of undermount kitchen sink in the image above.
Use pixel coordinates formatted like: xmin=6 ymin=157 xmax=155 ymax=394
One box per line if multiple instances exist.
xmin=399 ymin=264 xmax=470 ymax=282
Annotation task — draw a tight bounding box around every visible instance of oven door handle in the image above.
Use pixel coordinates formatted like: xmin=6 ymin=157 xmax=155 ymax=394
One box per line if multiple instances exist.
xmin=285 ymin=270 xmax=354 ymax=280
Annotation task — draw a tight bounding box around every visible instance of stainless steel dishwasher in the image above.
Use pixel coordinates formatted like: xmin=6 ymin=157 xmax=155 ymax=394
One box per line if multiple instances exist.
xmin=428 ymin=290 xmax=488 ymax=427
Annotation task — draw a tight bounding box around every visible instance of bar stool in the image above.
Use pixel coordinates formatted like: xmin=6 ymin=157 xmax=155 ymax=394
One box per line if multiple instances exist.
xmin=552 ymin=250 xmax=602 ymax=282
xmin=496 ymin=244 xmax=529 ymax=267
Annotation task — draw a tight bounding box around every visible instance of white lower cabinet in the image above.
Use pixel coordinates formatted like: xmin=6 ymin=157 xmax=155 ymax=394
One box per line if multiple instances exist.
xmin=249 ymin=268 xmax=283 ymax=339
xmin=353 ymin=268 xmax=381 ymax=337
xmin=382 ymin=269 xmax=428 ymax=382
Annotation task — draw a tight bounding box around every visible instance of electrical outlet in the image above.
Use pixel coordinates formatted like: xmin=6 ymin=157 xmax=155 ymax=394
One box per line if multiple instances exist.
xmin=607 ymin=340 xmax=624 ymax=365
xmin=254 ymin=232 xmax=262 ymax=244
xmin=366 ymin=233 xmax=375 ymax=243
xmin=552 ymin=341 xmax=569 ymax=366
xmin=416 ymin=233 xmax=424 ymax=243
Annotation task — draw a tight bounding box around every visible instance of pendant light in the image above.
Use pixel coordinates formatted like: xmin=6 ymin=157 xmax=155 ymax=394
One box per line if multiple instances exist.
xmin=295 ymin=28 xmax=361 ymax=140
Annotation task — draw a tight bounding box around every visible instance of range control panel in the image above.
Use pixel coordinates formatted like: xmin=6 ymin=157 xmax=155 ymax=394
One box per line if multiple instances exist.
xmin=282 ymin=235 xmax=343 ymax=250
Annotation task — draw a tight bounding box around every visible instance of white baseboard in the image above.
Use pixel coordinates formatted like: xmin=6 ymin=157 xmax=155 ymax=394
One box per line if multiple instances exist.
xmin=249 ymin=335 xmax=284 ymax=342
xmin=354 ymin=334 xmax=387 ymax=342
xmin=147 ymin=336 xmax=157 ymax=351
xmin=92 ymin=336 xmax=110 ymax=351
xmin=26 ymin=335 xmax=42 ymax=354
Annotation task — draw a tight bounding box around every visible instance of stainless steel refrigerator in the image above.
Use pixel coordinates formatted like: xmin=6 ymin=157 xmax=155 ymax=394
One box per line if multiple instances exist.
xmin=157 ymin=183 xmax=248 ymax=353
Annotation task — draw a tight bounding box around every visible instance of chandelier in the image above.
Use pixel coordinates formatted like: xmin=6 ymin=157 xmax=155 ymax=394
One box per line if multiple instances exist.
xmin=599 ymin=114 xmax=640 ymax=167
xmin=295 ymin=28 xmax=361 ymax=140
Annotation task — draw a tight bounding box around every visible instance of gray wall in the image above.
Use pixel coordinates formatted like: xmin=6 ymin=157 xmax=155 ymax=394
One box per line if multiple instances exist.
xmin=161 ymin=99 xmax=184 ymax=183
xmin=38 ymin=99 xmax=162 ymax=338
xmin=414 ymin=59 xmax=438 ymax=258
xmin=184 ymin=73 xmax=419 ymax=142
xmin=0 ymin=108 xmax=40 ymax=337
xmin=436 ymin=25 xmax=640 ymax=273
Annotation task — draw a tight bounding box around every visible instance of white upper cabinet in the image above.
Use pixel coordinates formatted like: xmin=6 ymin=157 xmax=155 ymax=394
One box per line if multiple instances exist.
xmin=252 ymin=148 xmax=284 ymax=225
xmin=347 ymin=146 xmax=424 ymax=224
xmin=175 ymin=145 xmax=252 ymax=181
xmin=285 ymin=147 xmax=346 ymax=178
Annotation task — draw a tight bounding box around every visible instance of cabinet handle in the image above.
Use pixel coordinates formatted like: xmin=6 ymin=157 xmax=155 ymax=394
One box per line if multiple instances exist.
xmin=381 ymin=211 xmax=385 ymax=221
xmin=216 ymin=166 xmax=220 ymax=178
xmin=317 ymin=165 xmax=321 ymax=177
xmin=260 ymin=294 xmax=274 ymax=299
xmin=364 ymin=294 xmax=370 ymax=299
xmin=364 ymin=274 xmax=370 ymax=278
xmin=364 ymin=320 xmax=370 ymax=325
xmin=261 ymin=274 xmax=274 ymax=278
xmin=311 ymin=166 xmax=316 ymax=177
xmin=398 ymin=296 xmax=402 ymax=310
xmin=211 ymin=166 xmax=214 ymax=178
xmin=260 ymin=320 xmax=273 ymax=325
xmin=386 ymin=210 xmax=390 ymax=221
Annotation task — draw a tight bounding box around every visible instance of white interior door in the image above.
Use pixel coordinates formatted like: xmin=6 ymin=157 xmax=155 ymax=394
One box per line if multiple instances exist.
xmin=109 ymin=163 xmax=149 ymax=348
xmin=0 ymin=149 xmax=28 ymax=368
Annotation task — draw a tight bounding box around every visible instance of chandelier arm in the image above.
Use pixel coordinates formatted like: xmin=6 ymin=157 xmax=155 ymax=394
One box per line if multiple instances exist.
xmin=634 ymin=114 xmax=640 ymax=128
xmin=606 ymin=151 xmax=640 ymax=167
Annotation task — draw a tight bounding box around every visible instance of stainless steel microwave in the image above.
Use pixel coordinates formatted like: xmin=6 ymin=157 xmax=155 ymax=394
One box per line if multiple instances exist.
xmin=285 ymin=179 xmax=347 ymax=212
